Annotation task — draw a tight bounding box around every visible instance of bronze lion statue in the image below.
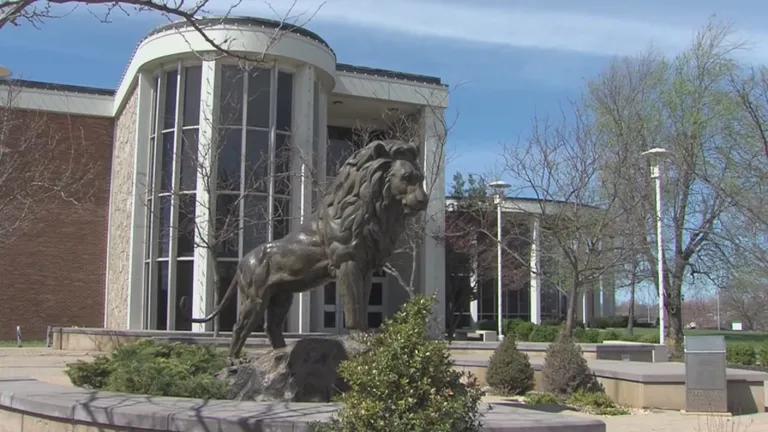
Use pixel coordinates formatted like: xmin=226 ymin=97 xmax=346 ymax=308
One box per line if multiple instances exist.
xmin=192 ymin=140 xmax=428 ymax=358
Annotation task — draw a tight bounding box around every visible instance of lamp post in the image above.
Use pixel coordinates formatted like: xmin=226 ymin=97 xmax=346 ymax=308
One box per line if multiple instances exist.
xmin=489 ymin=180 xmax=510 ymax=340
xmin=642 ymin=148 xmax=670 ymax=345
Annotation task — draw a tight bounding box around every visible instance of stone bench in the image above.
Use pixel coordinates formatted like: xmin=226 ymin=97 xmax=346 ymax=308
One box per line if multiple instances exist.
xmin=0 ymin=378 xmax=605 ymax=432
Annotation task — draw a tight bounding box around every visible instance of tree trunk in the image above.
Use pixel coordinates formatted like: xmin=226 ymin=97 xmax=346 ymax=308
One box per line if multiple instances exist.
xmin=564 ymin=280 xmax=580 ymax=335
xmin=627 ymin=274 xmax=636 ymax=336
xmin=667 ymin=262 xmax=686 ymax=356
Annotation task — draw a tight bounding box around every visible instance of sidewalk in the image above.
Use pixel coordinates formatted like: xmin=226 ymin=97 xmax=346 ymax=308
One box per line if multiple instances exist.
xmin=0 ymin=347 xmax=94 ymax=386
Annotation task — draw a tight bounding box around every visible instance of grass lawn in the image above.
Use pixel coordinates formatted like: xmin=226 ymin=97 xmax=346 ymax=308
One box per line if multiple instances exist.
xmin=605 ymin=328 xmax=768 ymax=348
xmin=0 ymin=340 xmax=46 ymax=348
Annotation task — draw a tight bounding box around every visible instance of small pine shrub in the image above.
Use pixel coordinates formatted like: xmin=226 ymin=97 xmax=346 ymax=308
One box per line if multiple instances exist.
xmin=528 ymin=325 xmax=559 ymax=342
xmin=599 ymin=330 xmax=620 ymax=342
xmin=567 ymin=390 xmax=629 ymax=415
xmin=758 ymin=344 xmax=768 ymax=367
xmin=542 ymin=335 xmax=601 ymax=396
xmin=486 ymin=336 xmax=534 ymax=396
xmin=65 ymin=340 xmax=228 ymax=399
xmin=322 ymin=297 xmax=483 ymax=432
xmin=525 ymin=392 xmax=561 ymax=406
xmin=727 ymin=344 xmax=756 ymax=366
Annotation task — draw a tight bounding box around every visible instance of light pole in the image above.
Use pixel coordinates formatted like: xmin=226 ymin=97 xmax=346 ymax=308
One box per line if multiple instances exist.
xmin=642 ymin=148 xmax=670 ymax=345
xmin=489 ymin=180 xmax=510 ymax=340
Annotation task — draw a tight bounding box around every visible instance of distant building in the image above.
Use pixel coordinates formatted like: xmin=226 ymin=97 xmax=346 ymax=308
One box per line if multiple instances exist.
xmin=445 ymin=197 xmax=616 ymax=329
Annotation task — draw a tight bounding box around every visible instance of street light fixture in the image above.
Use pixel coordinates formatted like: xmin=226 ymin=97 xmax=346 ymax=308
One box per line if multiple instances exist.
xmin=642 ymin=147 xmax=671 ymax=345
xmin=489 ymin=180 xmax=511 ymax=340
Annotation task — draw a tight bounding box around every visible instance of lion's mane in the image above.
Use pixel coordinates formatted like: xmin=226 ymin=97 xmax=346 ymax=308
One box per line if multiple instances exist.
xmin=319 ymin=140 xmax=418 ymax=265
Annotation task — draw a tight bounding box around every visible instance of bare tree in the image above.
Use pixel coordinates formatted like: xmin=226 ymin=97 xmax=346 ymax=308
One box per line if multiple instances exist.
xmin=590 ymin=22 xmax=749 ymax=353
xmin=503 ymin=104 xmax=634 ymax=335
xmin=0 ymin=81 xmax=96 ymax=247
xmin=722 ymin=267 xmax=768 ymax=331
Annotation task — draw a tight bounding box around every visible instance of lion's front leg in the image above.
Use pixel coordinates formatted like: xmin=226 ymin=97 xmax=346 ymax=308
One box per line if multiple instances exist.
xmin=337 ymin=261 xmax=371 ymax=330
xmin=266 ymin=290 xmax=293 ymax=349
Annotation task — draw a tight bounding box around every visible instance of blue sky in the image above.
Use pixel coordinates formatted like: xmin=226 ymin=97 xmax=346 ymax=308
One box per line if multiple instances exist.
xmin=3 ymin=0 xmax=768 ymax=186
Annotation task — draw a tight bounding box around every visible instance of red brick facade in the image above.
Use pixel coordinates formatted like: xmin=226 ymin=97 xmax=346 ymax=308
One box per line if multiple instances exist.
xmin=0 ymin=108 xmax=113 ymax=340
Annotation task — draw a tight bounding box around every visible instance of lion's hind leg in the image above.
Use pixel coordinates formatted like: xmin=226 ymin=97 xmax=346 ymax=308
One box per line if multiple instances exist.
xmin=229 ymin=298 xmax=266 ymax=360
xmin=266 ymin=290 xmax=293 ymax=349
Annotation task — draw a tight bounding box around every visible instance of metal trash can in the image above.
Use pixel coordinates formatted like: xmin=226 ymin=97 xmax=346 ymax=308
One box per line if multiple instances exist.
xmin=684 ymin=335 xmax=727 ymax=413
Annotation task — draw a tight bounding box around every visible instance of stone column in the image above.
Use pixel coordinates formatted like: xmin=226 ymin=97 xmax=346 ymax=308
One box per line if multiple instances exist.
xmin=127 ymin=72 xmax=153 ymax=330
xmin=286 ymin=64 xmax=315 ymax=334
xmin=192 ymin=59 xmax=218 ymax=332
xmin=529 ymin=215 xmax=541 ymax=324
xmin=419 ymin=105 xmax=446 ymax=337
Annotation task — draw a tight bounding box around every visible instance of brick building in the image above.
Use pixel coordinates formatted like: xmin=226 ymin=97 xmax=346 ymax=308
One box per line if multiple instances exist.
xmin=0 ymin=83 xmax=114 ymax=339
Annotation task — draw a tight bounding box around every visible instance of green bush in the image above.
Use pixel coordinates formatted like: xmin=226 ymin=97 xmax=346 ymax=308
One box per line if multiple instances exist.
xmin=566 ymin=390 xmax=629 ymax=415
xmin=727 ymin=344 xmax=757 ymax=366
xmin=504 ymin=320 xmax=535 ymax=341
xmin=599 ymin=330 xmax=620 ymax=342
xmin=65 ymin=340 xmax=228 ymax=399
xmin=638 ymin=333 xmax=660 ymax=344
xmin=590 ymin=316 xmax=629 ymax=329
xmin=542 ymin=335 xmax=601 ymax=396
xmin=528 ymin=325 xmax=560 ymax=342
xmin=477 ymin=320 xmax=497 ymax=331
xmin=619 ymin=333 xmax=640 ymax=342
xmin=486 ymin=336 xmax=534 ymax=396
xmin=573 ymin=328 xmax=601 ymax=343
xmin=66 ymin=355 xmax=113 ymax=389
xmin=758 ymin=344 xmax=768 ymax=367
xmin=323 ymin=297 xmax=482 ymax=432
xmin=525 ymin=392 xmax=561 ymax=406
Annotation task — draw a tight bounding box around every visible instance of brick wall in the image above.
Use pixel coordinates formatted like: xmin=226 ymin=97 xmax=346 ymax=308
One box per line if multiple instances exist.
xmin=0 ymin=109 xmax=113 ymax=340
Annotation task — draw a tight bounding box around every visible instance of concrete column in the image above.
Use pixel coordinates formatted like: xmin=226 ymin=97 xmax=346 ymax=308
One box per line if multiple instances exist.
xmin=529 ymin=216 xmax=541 ymax=324
xmin=286 ymin=65 xmax=315 ymax=334
xmin=469 ymin=245 xmax=479 ymax=323
xmin=127 ymin=72 xmax=153 ymax=330
xmin=419 ymin=106 xmax=446 ymax=337
xmin=192 ymin=59 xmax=217 ymax=332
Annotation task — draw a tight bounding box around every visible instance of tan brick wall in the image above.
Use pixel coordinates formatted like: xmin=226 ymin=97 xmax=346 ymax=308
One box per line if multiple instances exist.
xmin=104 ymin=88 xmax=138 ymax=329
xmin=0 ymin=110 xmax=113 ymax=340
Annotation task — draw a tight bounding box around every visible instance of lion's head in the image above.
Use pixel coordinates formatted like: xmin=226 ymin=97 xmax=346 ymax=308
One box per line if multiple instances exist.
xmin=320 ymin=140 xmax=428 ymax=264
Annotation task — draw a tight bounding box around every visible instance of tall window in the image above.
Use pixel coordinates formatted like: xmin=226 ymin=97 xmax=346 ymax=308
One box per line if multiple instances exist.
xmin=214 ymin=64 xmax=293 ymax=331
xmin=145 ymin=64 xmax=201 ymax=330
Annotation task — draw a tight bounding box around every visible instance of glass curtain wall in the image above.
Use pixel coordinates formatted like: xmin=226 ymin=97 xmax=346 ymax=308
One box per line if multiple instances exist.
xmin=144 ymin=62 xmax=293 ymax=331
xmin=145 ymin=64 xmax=201 ymax=330
xmin=213 ymin=64 xmax=293 ymax=331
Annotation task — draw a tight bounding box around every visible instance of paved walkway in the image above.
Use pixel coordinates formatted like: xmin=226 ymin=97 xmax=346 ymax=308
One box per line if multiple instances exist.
xmin=2 ymin=347 xmax=768 ymax=431
xmin=0 ymin=347 xmax=94 ymax=386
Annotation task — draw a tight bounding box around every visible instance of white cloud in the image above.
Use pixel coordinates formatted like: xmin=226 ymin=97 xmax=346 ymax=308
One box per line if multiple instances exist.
xmin=215 ymin=0 xmax=768 ymax=63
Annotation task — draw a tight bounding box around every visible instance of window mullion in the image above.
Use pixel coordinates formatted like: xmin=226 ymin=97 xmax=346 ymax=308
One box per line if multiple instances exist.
xmin=148 ymin=72 xmax=167 ymax=330
xmin=267 ymin=66 xmax=277 ymax=242
xmin=238 ymin=68 xmax=249 ymax=259
xmin=168 ymin=62 xmax=184 ymax=330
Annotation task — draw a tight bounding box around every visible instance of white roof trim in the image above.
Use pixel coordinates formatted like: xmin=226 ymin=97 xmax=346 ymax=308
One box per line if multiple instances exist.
xmin=333 ymin=70 xmax=449 ymax=108
xmin=0 ymin=85 xmax=114 ymax=118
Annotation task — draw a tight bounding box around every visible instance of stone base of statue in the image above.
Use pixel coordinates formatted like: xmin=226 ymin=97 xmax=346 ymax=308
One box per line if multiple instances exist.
xmin=217 ymin=336 xmax=365 ymax=402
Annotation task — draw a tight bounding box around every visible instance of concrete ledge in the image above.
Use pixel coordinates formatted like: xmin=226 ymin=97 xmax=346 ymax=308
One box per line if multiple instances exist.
xmin=452 ymin=358 xmax=767 ymax=414
xmin=0 ymin=378 xmax=605 ymax=432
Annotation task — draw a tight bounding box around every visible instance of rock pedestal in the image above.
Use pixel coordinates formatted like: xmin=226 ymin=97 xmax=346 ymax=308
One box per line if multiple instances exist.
xmin=218 ymin=336 xmax=364 ymax=402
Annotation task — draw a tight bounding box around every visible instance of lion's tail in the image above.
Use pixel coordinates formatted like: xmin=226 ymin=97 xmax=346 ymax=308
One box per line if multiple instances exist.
xmin=180 ymin=273 xmax=239 ymax=324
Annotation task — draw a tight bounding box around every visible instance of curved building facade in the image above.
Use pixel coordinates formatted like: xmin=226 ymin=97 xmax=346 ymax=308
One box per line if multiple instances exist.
xmin=102 ymin=18 xmax=449 ymax=333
